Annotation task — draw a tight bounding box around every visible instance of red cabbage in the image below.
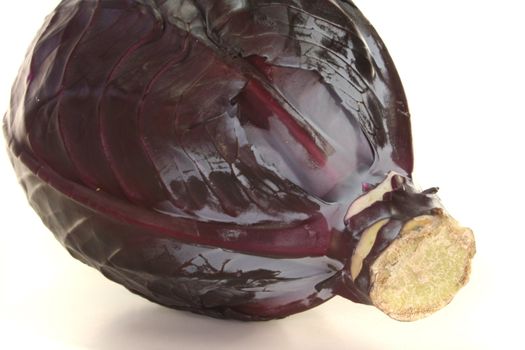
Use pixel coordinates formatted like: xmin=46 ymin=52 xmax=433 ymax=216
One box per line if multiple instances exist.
xmin=3 ymin=0 xmax=475 ymax=321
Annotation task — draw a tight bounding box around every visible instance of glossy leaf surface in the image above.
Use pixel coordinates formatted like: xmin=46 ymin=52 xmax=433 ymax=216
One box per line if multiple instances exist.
xmin=4 ymin=0 xmax=413 ymax=319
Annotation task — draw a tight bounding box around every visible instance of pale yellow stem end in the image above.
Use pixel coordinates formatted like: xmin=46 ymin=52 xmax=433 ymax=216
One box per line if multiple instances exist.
xmin=369 ymin=213 xmax=476 ymax=321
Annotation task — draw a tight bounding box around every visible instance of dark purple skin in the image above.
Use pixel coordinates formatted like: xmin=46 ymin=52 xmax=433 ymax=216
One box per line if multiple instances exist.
xmin=4 ymin=0 xmax=423 ymax=320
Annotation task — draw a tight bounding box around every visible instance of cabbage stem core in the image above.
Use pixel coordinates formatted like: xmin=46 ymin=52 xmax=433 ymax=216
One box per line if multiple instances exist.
xmin=369 ymin=213 xmax=475 ymax=321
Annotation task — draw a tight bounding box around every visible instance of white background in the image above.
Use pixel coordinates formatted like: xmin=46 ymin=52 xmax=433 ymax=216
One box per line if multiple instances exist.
xmin=1 ymin=1 xmax=523 ymax=349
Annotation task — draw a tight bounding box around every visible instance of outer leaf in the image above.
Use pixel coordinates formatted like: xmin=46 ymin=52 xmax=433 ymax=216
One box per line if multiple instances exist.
xmin=4 ymin=0 xmax=415 ymax=320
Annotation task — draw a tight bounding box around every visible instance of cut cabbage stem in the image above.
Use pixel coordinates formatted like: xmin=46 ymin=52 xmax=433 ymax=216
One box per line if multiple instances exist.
xmin=369 ymin=213 xmax=475 ymax=321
